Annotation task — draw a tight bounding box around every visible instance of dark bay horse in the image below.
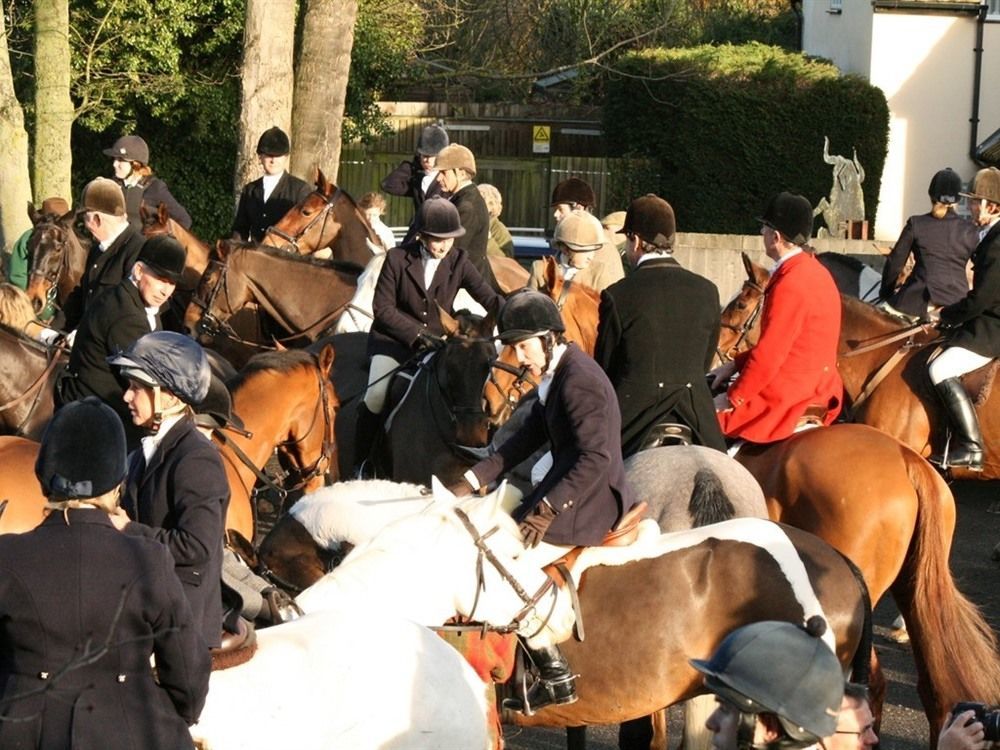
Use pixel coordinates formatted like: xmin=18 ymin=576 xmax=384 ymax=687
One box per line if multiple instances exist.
xmin=719 ymin=252 xmax=1000 ymax=479
xmin=140 ymin=202 xmax=212 ymax=293
xmin=0 ymin=328 xmax=66 ymax=440
xmin=0 ymin=347 xmax=338 ymax=543
xmin=261 ymin=170 xmax=380 ymax=267
xmin=26 ymin=211 xmax=91 ymax=317
xmin=185 ymin=241 xmax=361 ymax=361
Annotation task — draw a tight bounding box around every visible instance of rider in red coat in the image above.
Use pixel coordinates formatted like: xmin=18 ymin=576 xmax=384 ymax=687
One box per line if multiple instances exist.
xmin=712 ymin=192 xmax=843 ymax=444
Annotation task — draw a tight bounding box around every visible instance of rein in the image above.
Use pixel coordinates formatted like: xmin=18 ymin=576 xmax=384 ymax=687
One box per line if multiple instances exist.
xmin=453 ymin=507 xmax=557 ymax=637
xmin=716 ymin=278 xmax=767 ymax=363
xmin=841 ymin=321 xmax=940 ymax=414
xmin=276 ymin=366 xmax=337 ymax=489
xmin=486 ymin=359 xmax=537 ymax=425
xmin=0 ymin=339 xmax=67 ymax=434
xmin=263 ymin=187 xmax=343 ymax=253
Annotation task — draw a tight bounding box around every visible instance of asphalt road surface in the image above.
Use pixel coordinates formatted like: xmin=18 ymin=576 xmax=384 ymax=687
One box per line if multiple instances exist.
xmin=503 ymin=479 xmax=1000 ymax=750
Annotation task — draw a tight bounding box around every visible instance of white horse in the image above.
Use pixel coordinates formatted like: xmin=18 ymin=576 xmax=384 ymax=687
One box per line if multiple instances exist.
xmin=190 ymin=611 xmax=492 ymax=749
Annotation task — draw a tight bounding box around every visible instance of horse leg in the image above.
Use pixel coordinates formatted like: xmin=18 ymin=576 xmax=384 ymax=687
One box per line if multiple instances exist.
xmin=866 ymin=646 xmax=887 ymax=741
xmin=618 ymin=715 xmax=652 ymax=749
xmin=566 ymin=725 xmax=586 ymax=750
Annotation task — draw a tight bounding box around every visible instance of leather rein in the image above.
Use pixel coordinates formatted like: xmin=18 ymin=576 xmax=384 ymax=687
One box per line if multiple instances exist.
xmin=262 ymin=187 xmax=343 ymax=254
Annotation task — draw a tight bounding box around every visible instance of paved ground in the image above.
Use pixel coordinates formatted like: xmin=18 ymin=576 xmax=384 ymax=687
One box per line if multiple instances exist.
xmin=503 ymin=479 xmax=1000 ymax=750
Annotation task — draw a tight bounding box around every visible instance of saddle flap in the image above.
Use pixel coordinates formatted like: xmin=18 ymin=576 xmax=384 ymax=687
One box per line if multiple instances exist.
xmin=961 ymin=360 xmax=999 ymax=408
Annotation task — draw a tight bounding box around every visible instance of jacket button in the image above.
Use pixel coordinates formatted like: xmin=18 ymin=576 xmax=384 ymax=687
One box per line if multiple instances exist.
xmin=38 ymin=671 xmax=49 ymax=680
xmin=117 ymin=674 xmax=127 ymax=683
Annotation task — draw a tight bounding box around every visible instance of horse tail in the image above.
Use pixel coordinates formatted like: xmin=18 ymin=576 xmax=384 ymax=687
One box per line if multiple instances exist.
xmin=688 ymin=468 xmax=737 ymax=527
xmin=896 ymin=452 xmax=1000 ymax=714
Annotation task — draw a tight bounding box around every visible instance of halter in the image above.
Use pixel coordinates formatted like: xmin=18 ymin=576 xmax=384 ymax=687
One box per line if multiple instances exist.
xmin=485 ymin=359 xmax=537 ymax=426
xmin=262 ymin=187 xmax=343 ymax=253
xmin=717 ymin=278 xmax=767 ymax=364
xmin=453 ymin=507 xmax=558 ymax=638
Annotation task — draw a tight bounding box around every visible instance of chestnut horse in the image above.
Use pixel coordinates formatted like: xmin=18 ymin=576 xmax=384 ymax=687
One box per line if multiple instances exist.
xmin=184 ymin=241 xmax=361 ymax=361
xmin=260 ymin=170 xmax=380 ymax=267
xmin=0 ymin=347 xmax=337 ymax=542
xmin=718 ymin=252 xmax=1000 ymax=479
xmin=0 ymin=328 xmax=66 ymax=440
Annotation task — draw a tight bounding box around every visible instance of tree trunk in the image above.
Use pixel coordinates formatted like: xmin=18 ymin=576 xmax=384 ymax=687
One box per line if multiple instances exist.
xmin=0 ymin=11 xmax=34 ymax=252
xmin=290 ymin=0 xmax=358 ymax=185
xmin=33 ymin=0 xmax=73 ymax=205
xmin=233 ymin=0 xmax=297 ymax=202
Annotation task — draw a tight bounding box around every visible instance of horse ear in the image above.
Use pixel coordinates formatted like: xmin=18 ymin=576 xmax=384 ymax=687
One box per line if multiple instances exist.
xmin=316 ymin=169 xmax=331 ymax=195
xmin=139 ymin=201 xmax=149 ymax=224
xmin=157 ymin=202 xmax=169 ymax=224
xmin=317 ymin=343 xmax=335 ymax=378
xmin=741 ymin=252 xmax=754 ymax=280
xmin=27 ymin=201 xmax=40 ymax=224
xmin=429 ymin=475 xmax=455 ymax=504
xmin=543 ymin=255 xmax=558 ymax=293
xmin=215 ymin=239 xmax=230 ymax=261
xmin=439 ymin=305 xmax=459 ymax=336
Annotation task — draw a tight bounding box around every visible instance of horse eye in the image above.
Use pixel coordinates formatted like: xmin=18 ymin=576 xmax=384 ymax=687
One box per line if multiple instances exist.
xmin=736 ymin=302 xmax=747 ymax=310
xmin=302 ymin=209 xmax=314 ymax=217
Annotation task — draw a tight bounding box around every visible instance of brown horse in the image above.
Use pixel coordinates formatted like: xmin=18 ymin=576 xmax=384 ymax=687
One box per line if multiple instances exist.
xmin=0 ymin=328 xmax=66 ymax=440
xmin=260 ymin=170 xmax=379 ymax=267
xmin=0 ymin=346 xmax=338 ymax=542
xmin=735 ymin=423 xmax=1000 ymax=740
xmin=185 ymin=241 xmax=361 ymax=358
xmin=718 ymin=252 xmax=1000 ymax=479
xmin=140 ymin=202 xmax=213 ymax=293
xmin=25 ymin=211 xmax=90 ymax=317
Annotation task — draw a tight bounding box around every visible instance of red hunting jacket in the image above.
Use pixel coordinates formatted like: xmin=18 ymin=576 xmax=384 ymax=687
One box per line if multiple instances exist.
xmin=718 ymin=251 xmax=843 ymax=443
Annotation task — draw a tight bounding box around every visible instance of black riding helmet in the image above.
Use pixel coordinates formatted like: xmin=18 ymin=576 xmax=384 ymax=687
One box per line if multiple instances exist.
xmin=757 ymin=192 xmax=814 ymax=246
xmin=928 ymin=168 xmax=962 ymax=205
xmin=417 ymin=196 xmax=466 ymax=239
xmin=36 ymin=398 xmax=128 ymax=499
xmin=138 ymin=235 xmax=187 ymax=284
xmin=194 ymin=373 xmax=247 ymax=434
xmin=690 ymin=617 xmax=844 ymax=745
xmin=497 ymin=290 xmax=565 ymax=344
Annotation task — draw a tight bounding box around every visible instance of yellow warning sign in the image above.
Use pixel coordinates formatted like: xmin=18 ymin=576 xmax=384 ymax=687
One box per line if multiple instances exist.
xmin=533 ymin=125 xmax=551 ymax=154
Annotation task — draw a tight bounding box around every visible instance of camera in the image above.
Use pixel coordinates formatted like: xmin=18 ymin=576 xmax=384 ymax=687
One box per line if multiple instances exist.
xmin=952 ymin=701 xmax=1000 ymax=742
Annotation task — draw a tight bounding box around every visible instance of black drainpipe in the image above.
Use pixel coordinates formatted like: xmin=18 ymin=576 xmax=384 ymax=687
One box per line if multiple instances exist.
xmin=970 ymin=3 xmax=987 ymax=164
xmin=791 ymin=1 xmax=804 ymax=52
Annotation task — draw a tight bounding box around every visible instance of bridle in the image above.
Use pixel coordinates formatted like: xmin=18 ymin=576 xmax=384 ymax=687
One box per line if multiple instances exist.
xmin=485 ymin=359 xmax=537 ymax=427
xmin=190 ymin=253 xmax=350 ymax=347
xmin=717 ymin=278 xmax=767 ymax=364
xmin=276 ymin=365 xmax=337 ymax=491
xmin=262 ymin=187 xmax=343 ymax=254
xmin=452 ymin=507 xmax=559 ymax=638
xmin=28 ymin=222 xmax=70 ymax=313
xmin=425 ymin=337 xmax=495 ymax=447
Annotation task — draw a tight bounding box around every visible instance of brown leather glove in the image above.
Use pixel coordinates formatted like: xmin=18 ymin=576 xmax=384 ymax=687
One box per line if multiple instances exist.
xmin=446 ymin=478 xmax=473 ymax=497
xmin=518 ymin=501 xmax=557 ymax=548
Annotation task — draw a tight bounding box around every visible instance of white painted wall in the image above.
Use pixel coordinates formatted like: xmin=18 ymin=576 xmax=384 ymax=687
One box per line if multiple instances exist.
xmin=803 ymin=4 xmax=1000 ymax=242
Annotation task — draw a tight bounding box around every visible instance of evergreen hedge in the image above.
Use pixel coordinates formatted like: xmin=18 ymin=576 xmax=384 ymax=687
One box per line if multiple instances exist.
xmin=603 ymin=43 xmax=890 ymax=235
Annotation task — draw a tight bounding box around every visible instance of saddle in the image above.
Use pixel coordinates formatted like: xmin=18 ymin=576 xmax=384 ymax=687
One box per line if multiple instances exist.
xmin=542 ymin=501 xmax=649 ymax=588
xmin=638 ymin=422 xmax=692 ymax=451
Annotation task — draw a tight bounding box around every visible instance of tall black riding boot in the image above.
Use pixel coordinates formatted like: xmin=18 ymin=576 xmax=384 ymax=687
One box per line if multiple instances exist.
xmin=504 ymin=644 xmax=577 ymax=716
xmin=929 ymin=378 xmax=984 ymax=471
xmin=352 ymin=404 xmax=383 ymax=479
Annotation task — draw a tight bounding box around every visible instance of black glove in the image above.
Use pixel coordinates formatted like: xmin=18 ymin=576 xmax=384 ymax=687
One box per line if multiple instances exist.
xmin=936 ymin=319 xmax=958 ymax=332
xmin=415 ymin=331 xmax=446 ymax=351
xmin=518 ymin=501 xmax=557 ymax=548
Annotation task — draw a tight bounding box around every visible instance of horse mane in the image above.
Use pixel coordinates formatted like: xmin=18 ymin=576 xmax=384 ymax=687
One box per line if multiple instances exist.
xmin=228 ymin=349 xmax=318 ymax=391
xmin=840 ymin=293 xmax=906 ymax=330
xmin=815 ymin=251 xmax=868 ymax=275
xmin=246 ymin=243 xmax=365 ymax=277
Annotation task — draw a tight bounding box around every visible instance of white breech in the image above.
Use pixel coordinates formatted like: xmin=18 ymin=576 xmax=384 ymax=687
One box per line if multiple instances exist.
xmin=363 ymin=354 xmax=400 ymax=413
xmin=928 ymin=346 xmax=992 ymax=385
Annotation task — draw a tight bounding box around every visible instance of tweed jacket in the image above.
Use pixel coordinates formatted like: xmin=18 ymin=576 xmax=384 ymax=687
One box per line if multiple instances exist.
xmin=123 ymin=418 xmax=230 ymax=648
xmin=231 ymin=171 xmax=313 ymax=243
xmin=0 ymin=509 xmax=209 ymax=749
xmin=719 ymin=251 xmax=843 ymax=444
xmin=369 ymin=242 xmax=501 ymax=361
xmin=940 ymin=221 xmax=1000 ymax=357
xmin=469 ymin=344 xmax=635 ymax=546
xmin=881 ymin=210 xmax=977 ymax=317
xmin=595 ymin=256 xmax=726 ymax=454
xmin=62 ymin=224 xmax=147 ymax=332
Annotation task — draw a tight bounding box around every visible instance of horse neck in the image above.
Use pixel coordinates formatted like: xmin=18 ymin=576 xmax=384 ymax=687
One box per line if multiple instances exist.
xmin=168 ymin=220 xmax=211 ymax=275
xmin=220 ymin=370 xmax=314 ymax=486
xmin=838 ymin=297 xmax=913 ymax=397
xmin=333 ymin=201 xmax=376 ymax=266
xmin=241 ymin=252 xmax=355 ymax=337
xmin=561 ymin=288 xmax=599 ymax=356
